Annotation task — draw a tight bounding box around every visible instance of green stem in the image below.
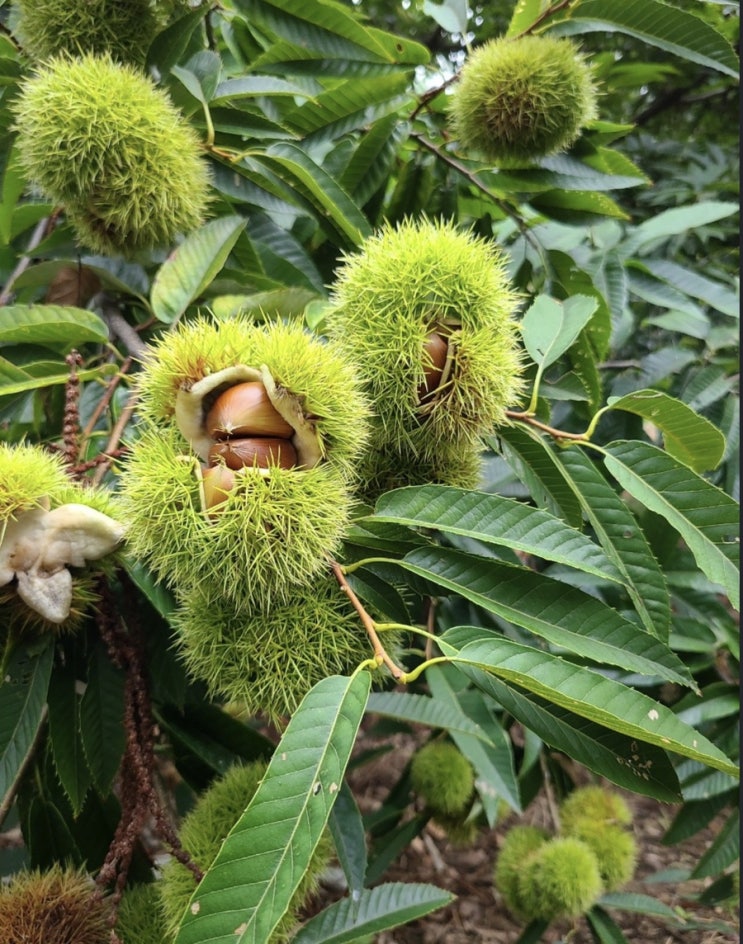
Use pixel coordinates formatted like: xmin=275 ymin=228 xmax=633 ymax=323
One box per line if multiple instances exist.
xmin=340 ymin=557 xmax=394 ymax=576
xmin=401 ymin=656 xmax=452 ymax=685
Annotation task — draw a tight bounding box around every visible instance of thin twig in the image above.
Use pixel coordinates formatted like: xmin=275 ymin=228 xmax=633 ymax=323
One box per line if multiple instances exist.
xmin=0 ymin=214 xmax=58 ymax=305
xmin=91 ymin=394 xmax=138 ymax=486
xmin=102 ymin=303 xmax=148 ymax=359
xmin=506 ymin=411 xmax=589 ymax=442
xmin=409 ymin=72 xmax=459 ymax=121
xmin=330 ymin=560 xmax=405 ymax=680
xmin=80 ymin=358 xmax=133 ymax=443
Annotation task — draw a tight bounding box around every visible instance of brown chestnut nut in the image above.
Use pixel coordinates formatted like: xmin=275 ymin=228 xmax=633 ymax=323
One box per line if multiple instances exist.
xmin=206 ymin=382 xmax=294 ymax=440
xmin=208 ymin=437 xmax=299 ymax=471
xmin=419 ymin=331 xmax=449 ymax=400
xmin=202 ymin=464 xmax=235 ymax=512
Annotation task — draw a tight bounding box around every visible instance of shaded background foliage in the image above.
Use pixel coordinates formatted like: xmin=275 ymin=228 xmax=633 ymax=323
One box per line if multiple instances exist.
xmin=0 ymin=0 xmax=739 ymax=942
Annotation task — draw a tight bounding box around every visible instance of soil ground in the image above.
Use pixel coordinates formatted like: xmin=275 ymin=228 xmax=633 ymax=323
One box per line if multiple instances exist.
xmin=318 ymin=730 xmax=740 ymax=944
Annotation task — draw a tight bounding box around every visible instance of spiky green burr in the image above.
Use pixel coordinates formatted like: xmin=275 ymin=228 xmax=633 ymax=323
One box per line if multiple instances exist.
xmin=13 ymin=54 xmax=210 ymax=256
xmin=563 ymin=820 xmax=637 ymax=891
xmin=14 ymin=0 xmax=159 ymax=65
xmin=119 ymin=426 xmax=352 ymax=613
xmin=115 ymin=884 xmax=168 ymax=944
xmin=160 ymin=762 xmax=333 ymax=941
xmin=516 ymin=836 xmax=603 ymax=921
xmin=328 ymin=218 xmax=523 ymax=461
xmin=560 ymin=785 xmax=636 ymax=890
xmin=560 ymin=784 xmax=633 ymax=831
xmin=494 ymin=824 xmax=550 ymax=919
xmin=172 ymin=577 xmax=380 ymax=722
xmin=355 ymin=438 xmax=484 ymax=505
xmin=449 ymin=35 xmax=598 ymax=164
xmin=410 ymin=741 xmax=475 ymax=817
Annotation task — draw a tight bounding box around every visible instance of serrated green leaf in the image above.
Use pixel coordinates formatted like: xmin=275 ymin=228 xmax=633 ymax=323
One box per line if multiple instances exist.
xmin=174 ymin=672 xmax=371 ymax=944
xmin=557 ymin=448 xmax=671 ymax=639
xmin=79 ymin=642 xmax=126 ymax=796
xmin=605 ymin=390 xmax=725 ymax=473
xmin=291 ymin=882 xmax=453 ymax=944
xmin=0 ymin=640 xmax=53 ymax=804
xmin=328 ymin=779 xmax=367 ymax=903
xmin=551 ymin=0 xmax=739 ymax=77
xmin=426 ymin=666 xmax=521 ymax=818
xmin=586 ymin=906 xmax=631 ymax=943
xmin=27 ymin=796 xmax=83 ymax=870
xmin=156 ymin=702 xmax=273 ymax=782
xmin=366 ymin=691 xmax=491 ymax=742
xmin=369 ymin=485 xmax=623 ymax=584
xmin=690 ymin=808 xmax=739 ymax=878
xmin=625 ymin=201 xmax=739 ymax=255
xmin=340 ymin=115 xmax=409 ymax=206
xmin=0 ymin=364 xmax=117 ymax=398
xmin=400 ymin=546 xmax=692 ymax=686
xmin=438 ymin=627 xmax=739 ymax=777
xmin=47 ymin=666 xmax=91 ymax=816
xmin=0 ymin=305 xmax=109 ymax=348
xmin=456 ymin=665 xmax=680 ymax=800
xmin=254 ymin=145 xmax=371 ymax=247
xmin=150 ymin=216 xmax=247 ymax=323
xmin=284 ymin=74 xmax=410 ymax=141
xmin=531 ymin=190 xmax=629 ymax=222
xmin=602 ymin=441 xmax=739 ymax=610
xmin=494 ymin=425 xmax=583 ymax=528
xmin=213 ymin=75 xmax=314 ymax=103
xmin=642 ymin=259 xmax=739 ymax=319
xmin=521 ymin=294 xmax=598 ymax=369
xmin=234 ymin=0 xmax=429 ymax=66
xmin=146 ymin=4 xmax=208 ymax=76
xmin=598 ymin=891 xmax=686 ymax=920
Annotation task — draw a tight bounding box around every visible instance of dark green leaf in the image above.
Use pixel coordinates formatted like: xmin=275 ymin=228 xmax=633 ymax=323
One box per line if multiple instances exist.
xmin=0 ymin=305 xmax=109 ymax=349
xmin=558 ymin=448 xmax=671 ymax=639
xmin=458 ymin=665 xmax=681 ymax=801
xmin=370 ymin=485 xmax=623 ymax=584
xmin=26 ymin=796 xmax=82 ymax=870
xmin=328 ymin=779 xmax=367 ymax=903
xmin=79 ymin=642 xmax=126 ymax=796
xmin=494 ymin=425 xmax=583 ymax=528
xmin=291 ymin=882 xmax=453 ymax=944
xmin=605 ymin=390 xmax=725 ymax=473
xmin=438 ymin=626 xmax=738 ymax=777
xmin=0 ymin=639 xmax=53 ymax=804
xmin=47 ymin=665 xmax=91 ymax=816
xmin=552 ymin=0 xmax=739 ymax=78
xmin=603 ymin=441 xmax=739 ymax=610
xmin=587 ymin=905 xmax=631 ymax=943
xmin=427 ymin=665 xmax=521 ymax=818
xmin=690 ymin=808 xmax=739 ymax=878
xmin=400 ymin=546 xmax=692 ymax=687
xmin=150 ymin=216 xmax=247 ymax=323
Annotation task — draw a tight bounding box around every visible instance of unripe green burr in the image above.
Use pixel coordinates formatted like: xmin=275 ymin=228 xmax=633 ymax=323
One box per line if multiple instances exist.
xmin=13 ymin=54 xmax=210 ymax=256
xmin=494 ymin=824 xmax=550 ymax=920
xmin=564 ymin=820 xmax=637 ymax=891
xmin=329 ymin=219 xmax=523 ymax=461
xmin=560 ymin=784 xmax=633 ymax=830
xmin=14 ymin=0 xmax=159 ymax=65
xmin=410 ymin=740 xmax=475 ymax=817
xmin=115 ymin=884 xmax=168 ymax=944
xmin=517 ymin=836 xmax=603 ymax=921
xmin=172 ymin=577 xmax=382 ymax=723
xmin=449 ymin=35 xmax=598 ymax=165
